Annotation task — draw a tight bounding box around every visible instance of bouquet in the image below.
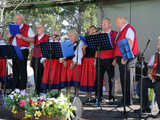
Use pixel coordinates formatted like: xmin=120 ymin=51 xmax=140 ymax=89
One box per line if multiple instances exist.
xmin=5 ymin=89 xmax=76 ymax=120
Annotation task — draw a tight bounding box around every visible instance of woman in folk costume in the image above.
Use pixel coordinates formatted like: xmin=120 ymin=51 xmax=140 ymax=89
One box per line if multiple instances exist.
xmin=80 ymin=25 xmax=97 ymax=101
xmin=0 ymin=32 xmax=8 ymax=94
xmin=30 ymin=24 xmax=49 ymax=94
xmin=41 ymin=31 xmax=62 ymax=93
xmin=61 ymin=30 xmax=84 ymax=96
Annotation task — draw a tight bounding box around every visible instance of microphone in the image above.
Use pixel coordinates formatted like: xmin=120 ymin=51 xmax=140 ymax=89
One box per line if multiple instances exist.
xmin=142 ymin=39 xmax=151 ymax=56
xmin=97 ymin=27 xmax=102 ymax=32
xmin=146 ymin=39 xmax=150 ymax=46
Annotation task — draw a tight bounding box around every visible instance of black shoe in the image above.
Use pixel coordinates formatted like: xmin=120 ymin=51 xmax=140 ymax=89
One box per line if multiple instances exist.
xmin=89 ymin=98 xmax=96 ymax=103
xmin=109 ymin=95 xmax=115 ymax=101
xmin=108 ymin=95 xmax=115 ymax=104
xmin=115 ymin=99 xmax=131 ymax=107
xmin=134 ymin=108 xmax=151 ymax=114
xmin=83 ymin=97 xmax=91 ymax=105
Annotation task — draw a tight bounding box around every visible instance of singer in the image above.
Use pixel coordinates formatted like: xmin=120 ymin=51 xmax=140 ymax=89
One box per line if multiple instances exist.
xmin=113 ymin=16 xmax=139 ymax=105
xmin=7 ymin=14 xmax=35 ymax=90
xmin=95 ymin=18 xmax=117 ymax=103
xmin=30 ymin=24 xmax=49 ymax=94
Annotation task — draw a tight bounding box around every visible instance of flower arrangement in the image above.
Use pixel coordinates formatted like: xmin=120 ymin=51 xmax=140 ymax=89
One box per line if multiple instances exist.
xmin=5 ymin=89 xmax=76 ymax=120
xmin=5 ymin=89 xmax=27 ymax=114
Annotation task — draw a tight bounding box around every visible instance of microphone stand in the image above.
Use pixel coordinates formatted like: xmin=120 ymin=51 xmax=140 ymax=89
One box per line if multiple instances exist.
xmin=34 ymin=44 xmax=40 ymax=95
xmin=141 ymin=40 xmax=150 ymax=57
xmin=138 ymin=40 xmax=150 ymax=118
xmin=48 ymin=41 xmax=53 ymax=92
xmin=96 ymin=44 xmax=102 ymax=110
xmin=74 ymin=39 xmax=81 ymax=97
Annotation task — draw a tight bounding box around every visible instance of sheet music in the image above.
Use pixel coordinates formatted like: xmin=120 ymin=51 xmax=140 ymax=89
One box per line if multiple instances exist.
xmin=9 ymin=24 xmax=20 ymax=36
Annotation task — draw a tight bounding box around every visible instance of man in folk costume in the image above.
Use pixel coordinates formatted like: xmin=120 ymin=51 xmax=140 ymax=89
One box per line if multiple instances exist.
xmin=134 ymin=38 xmax=160 ymax=117
xmin=113 ymin=16 xmax=139 ymax=105
xmin=41 ymin=31 xmax=62 ymax=93
xmin=31 ymin=24 xmax=49 ymax=94
xmin=0 ymin=32 xmax=8 ymax=94
xmin=95 ymin=18 xmax=117 ymax=104
xmin=7 ymin=14 xmax=35 ymax=90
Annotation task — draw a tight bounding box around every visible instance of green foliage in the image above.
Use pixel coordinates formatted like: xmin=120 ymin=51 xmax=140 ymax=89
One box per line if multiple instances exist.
xmin=4 ymin=4 xmax=97 ymax=35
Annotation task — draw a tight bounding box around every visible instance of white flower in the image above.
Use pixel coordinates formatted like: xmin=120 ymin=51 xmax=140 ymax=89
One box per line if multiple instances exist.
xmin=11 ymin=91 xmax=15 ymax=95
xmin=32 ymin=97 xmax=38 ymax=102
xmin=15 ymin=89 xmax=20 ymax=93
xmin=59 ymin=93 xmax=68 ymax=101
xmin=48 ymin=97 xmax=56 ymax=101
xmin=18 ymin=95 xmax=21 ymax=98
xmin=21 ymin=90 xmax=26 ymax=96
xmin=39 ymin=95 xmax=46 ymax=100
xmin=9 ymin=95 xmax=14 ymax=99
xmin=41 ymin=101 xmax=46 ymax=108
xmin=26 ymin=98 xmax=29 ymax=102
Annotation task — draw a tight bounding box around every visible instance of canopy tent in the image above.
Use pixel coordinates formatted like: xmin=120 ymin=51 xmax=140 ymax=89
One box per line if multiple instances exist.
xmin=2 ymin=0 xmax=96 ymax=10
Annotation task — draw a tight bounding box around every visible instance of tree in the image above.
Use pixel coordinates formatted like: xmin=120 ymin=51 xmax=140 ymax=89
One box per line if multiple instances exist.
xmin=3 ymin=3 xmax=97 ymax=37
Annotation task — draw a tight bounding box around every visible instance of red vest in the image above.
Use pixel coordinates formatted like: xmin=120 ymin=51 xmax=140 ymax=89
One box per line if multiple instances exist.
xmin=10 ymin=24 xmax=30 ymax=47
xmin=114 ymin=24 xmax=139 ymax=57
xmin=32 ymin=34 xmax=49 ymax=57
xmin=99 ymin=30 xmax=117 ymax=59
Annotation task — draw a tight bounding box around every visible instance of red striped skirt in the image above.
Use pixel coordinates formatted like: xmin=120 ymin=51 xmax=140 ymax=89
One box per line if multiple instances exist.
xmin=41 ymin=59 xmax=61 ymax=90
xmin=60 ymin=59 xmax=81 ymax=88
xmin=0 ymin=59 xmax=7 ymax=82
xmin=80 ymin=57 xmax=96 ymax=92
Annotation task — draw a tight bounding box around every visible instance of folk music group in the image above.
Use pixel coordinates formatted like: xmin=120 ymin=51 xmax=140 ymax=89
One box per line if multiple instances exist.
xmin=1 ymin=13 xmax=160 ymax=117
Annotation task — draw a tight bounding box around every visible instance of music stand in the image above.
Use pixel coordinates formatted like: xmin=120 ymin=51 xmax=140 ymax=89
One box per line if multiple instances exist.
xmin=85 ymin=33 xmax=114 ymax=108
xmin=117 ymin=38 xmax=135 ymax=118
xmin=0 ymin=45 xmax=22 ymax=94
xmin=40 ymin=41 xmax=74 ymax=91
xmin=0 ymin=45 xmax=20 ymax=59
xmin=85 ymin=33 xmax=113 ymax=50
